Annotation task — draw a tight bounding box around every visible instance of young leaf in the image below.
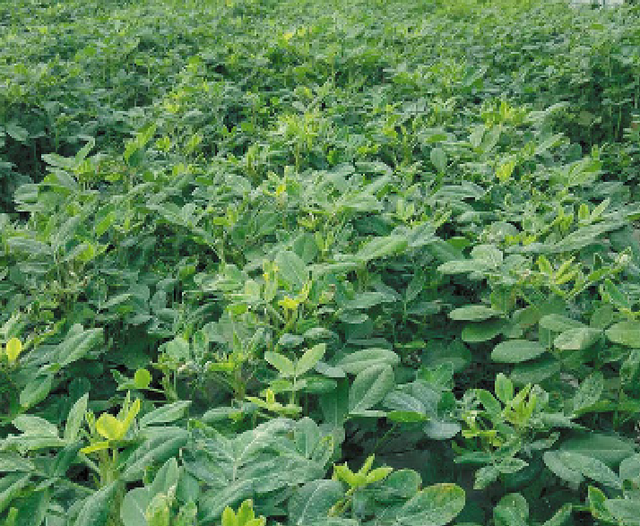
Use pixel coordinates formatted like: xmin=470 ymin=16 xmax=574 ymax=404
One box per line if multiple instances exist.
xmin=134 ymin=369 xmax=152 ymax=389
xmin=5 ymin=338 xmax=23 ymax=364
xmin=96 ymin=414 xmax=125 ymax=441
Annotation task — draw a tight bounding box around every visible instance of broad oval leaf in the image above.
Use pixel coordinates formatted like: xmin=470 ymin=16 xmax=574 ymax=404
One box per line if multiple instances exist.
xmin=554 ymin=328 xmax=601 ymax=351
xmin=139 ymin=401 xmax=192 ymax=428
xmin=395 ymin=483 xmax=465 ymax=526
xmin=349 ymin=364 xmax=395 ymax=414
xmin=606 ymin=321 xmax=640 ymax=348
xmin=264 ymin=351 xmax=295 ymax=377
xmin=491 ymin=340 xmax=547 ymax=363
xmin=539 ymin=314 xmax=586 ymax=332
xmin=120 ymin=487 xmax=151 ymax=526
xmin=543 ymin=451 xmax=584 ymax=485
xmin=288 ymin=480 xmax=344 ymax=525
xmin=64 ymin=394 xmax=89 ymax=443
xmin=461 ymin=319 xmax=505 ymax=343
xmin=604 ymin=499 xmax=640 ymax=525
xmin=337 ymin=348 xmax=400 ymax=375
xmin=355 ymin=235 xmax=408 ymax=263
xmin=573 ymin=372 xmax=604 ymax=413
xmin=296 ymin=344 xmax=326 ymax=376
xmin=73 ymin=481 xmax=120 ymax=526
xmin=275 ymin=250 xmax=308 ymax=291
xmin=559 ymin=433 xmax=635 ymax=467
xmin=449 ymin=305 xmax=500 ymax=322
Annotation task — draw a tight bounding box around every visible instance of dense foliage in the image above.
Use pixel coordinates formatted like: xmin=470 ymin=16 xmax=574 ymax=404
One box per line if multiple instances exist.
xmin=2 ymin=0 xmax=640 ymax=524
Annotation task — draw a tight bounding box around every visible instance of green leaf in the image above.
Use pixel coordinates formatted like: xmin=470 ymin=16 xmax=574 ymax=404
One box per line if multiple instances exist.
xmin=449 ymin=305 xmax=500 ymax=321
xmin=474 ymin=465 xmax=500 ymax=490
xmin=541 ymin=504 xmax=572 ymax=526
xmin=387 ymin=411 xmax=429 ymax=423
xmin=355 ymin=235 xmax=408 ymax=262
xmin=337 ymin=348 xmax=400 ymax=375
xmin=122 ymin=432 xmax=189 ymax=482
xmin=150 ymin=458 xmax=180 ymax=496
xmin=554 ymin=328 xmax=601 ymax=351
xmin=12 ymin=415 xmax=58 ymax=437
xmin=58 ymin=327 xmax=104 ymax=367
xmin=64 ymin=394 xmax=89 ymax=443
xmin=543 ymin=451 xmax=584 ymax=485
xmin=606 ymin=321 xmax=640 ymax=347
xmin=493 ymin=493 xmax=529 ymax=526
xmin=491 ymin=340 xmax=547 ymax=363
xmin=319 ymin=379 xmax=349 ymax=427
xmin=430 ymin=148 xmax=447 ymax=173
xmin=349 ymin=364 xmax=395 ymax=414
xmin=461 ymin=319 xmax=505 ymax=343
xmin=619 ymin=453 xmax=640 ymax=481
xmin=6 ymin=122 xmax=29 ymax=142
xmin=0 ymin=453 xmax=35 ymax=473
xmin=573 ymin=372 xmax=604 ymax=413
xmin=342 ymin=291 xmax=393 ymax=310
xmin=604 ymin=499 xmax=640 ymax=525
xmin=139 ymin=401 xmax=191 ymax=427
xmin=288 ymin=480 xmax=344 ymax=525
xmin=559 ymin=433 xmax=635 ymax=467
xmin=539 ymin=314 xmax=586 ymax=332
xmin=120 ymin=487 xmax=151 ymax=526
xmin=423 ymin=420 xmax=461 ymax=440
xmin=275 ymin=250 xmax=308 ymax=291
xmin=9 ymin=488 xmax=50 ymax=526
xmin=374 ymin=469 xmax=422 ymax=501
xmin=556 ymin=452 xmax=621 ymax=489
xmin=511 ymin=356 xmax=561 ymax=385
xmin=199 ymin=480 xmax=253 ymax=523
xmin=7 ymin=237 xmax=52 ymax=256
xmin=264 ymin=351 xmax=295 ymax=377
xmin=19 ymin=374 xmax=53 ymax=410
xmin=385 ymin=391 xmax=426 ymax=414
xmin=471 ymin=245 xmax=503 ymax=267
xmin=73 ymin=481 xmax=120 ymax=526
xmin=0 ymin=474 xmax=31 ymax=515
xmin=395 ymin=483 xmax=465 ymax=526
xmin=588 ymin=486 xmax=615 ymax=524
xmin=495 ymin=373 xmax=514 ymax=404
xmin=438 ymin=260 xmax=492 ymax=275
xmin=296 ymin=344 xmax=326 ymax=376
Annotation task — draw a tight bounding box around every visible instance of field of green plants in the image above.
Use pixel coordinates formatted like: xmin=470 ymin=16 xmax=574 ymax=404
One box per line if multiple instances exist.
xmin=2 ymin=0 xmax=640 ymax=524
